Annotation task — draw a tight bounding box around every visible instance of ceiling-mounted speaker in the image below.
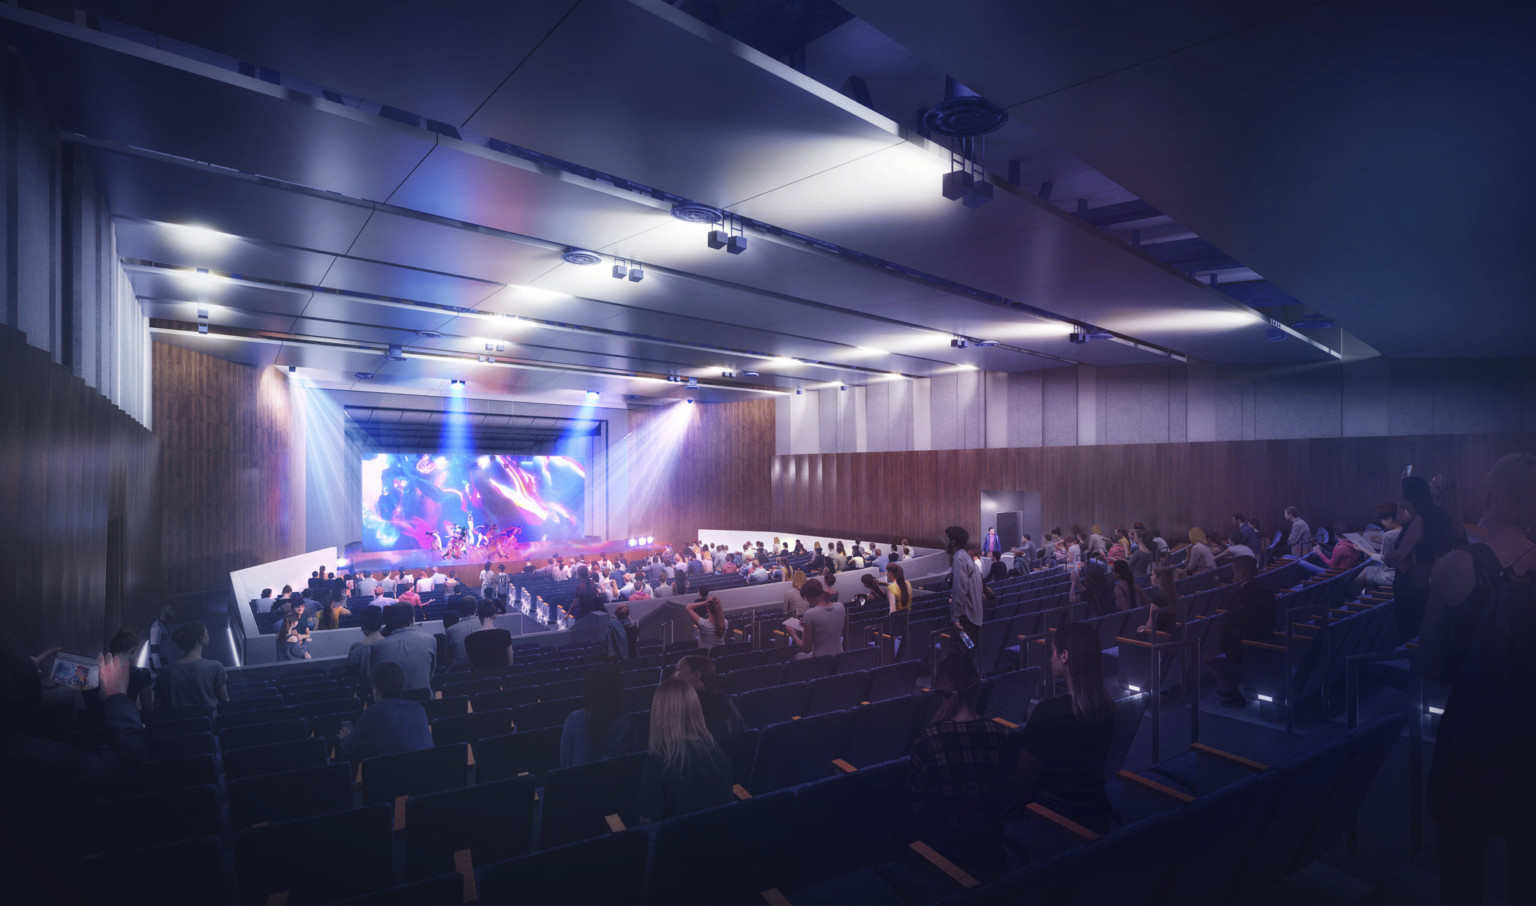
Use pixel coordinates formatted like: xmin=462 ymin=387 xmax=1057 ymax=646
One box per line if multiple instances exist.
xmin=942 ymin=169 xmax=974 ymax=201
xmin=726 ymin=235 xmax=748 ymax=255
xmin=707 ymin=229 xmax=729 ymax=250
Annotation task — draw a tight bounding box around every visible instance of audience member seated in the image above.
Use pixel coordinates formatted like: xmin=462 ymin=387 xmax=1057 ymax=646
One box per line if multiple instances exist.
xmin=636 ymin=679 xmax=734 ymax=823
xmin=107 ymin=629 xmax=153 ymax=711
xmin=1205 ymin=556 xmax=1277 ymax=707
xmin=908 ymin=654 xmax=1012 ymax=877
xmin=672 ymin=655 xmax=746 ymax=739
xmin=157 ymin=623 xmax=228 ymax=713
xmin=986 ymin=550 xmax=1009 ymax=584
xmin=1352 ymin=504 xmax=1401 ymax=595
xmin=1284 ymin=506 xmax=1312 ymax=559
xmin=1215 ymin=529 xmax=1256 ymax=565
xmin=443 ymin=595 xmax=478 ymax=665
xmin=0 ymin=630 xmax=143 ymax=903
xmin=1302 ymin=522 xmax=1360 ymax=576
xmin=786 ymin=578 xmax=845 ymax=660
xmin=315 ymin=592 xmax=351 ymax=630
xmin=346 ymin=606 xmax=385 ymax=678
xmin=686 ymin=596 xmax=729 ymax=651
xmin=338 ymin=661 xmax=432 ymax=759
xmin=276 ymin=612 xmax=311 ymax=661
xmin=1110 ymin=559 xmax=1150 ymax=615
xmin=252 ymin=587 xmax=275 ymax=613
xmin=1181 ymin=527 xmax=1215 ymax=576
xmin=560 ymin=666 xmax=635 ymax=768
xmin=369 ymin=602 xmax=436 ymax=693
xmin=464 ymin=600 xmax=514 ymax=669
xmin=1127 ymin=531 xmax=1154 ymax=579
xmin=1010 ymin=622 xmax=1115 ymax=836
xmin=1138 ymin=565 xmax=1179 ymax=635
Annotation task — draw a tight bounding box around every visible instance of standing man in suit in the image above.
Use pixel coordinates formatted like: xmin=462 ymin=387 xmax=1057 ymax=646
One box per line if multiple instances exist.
xmin=982 ymin=527 xmax=1002 ymax=554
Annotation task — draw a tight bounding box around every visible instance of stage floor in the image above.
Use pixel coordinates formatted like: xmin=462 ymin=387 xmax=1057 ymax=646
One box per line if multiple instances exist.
xmin=341 ymin=537 xmax=656 ymax=579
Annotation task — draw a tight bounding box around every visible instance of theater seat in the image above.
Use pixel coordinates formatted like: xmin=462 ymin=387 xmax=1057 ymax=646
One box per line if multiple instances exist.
xmin=474 ymin=728 xmax=563 ymax=782
xmin=749 ymin=711 xmax=850 ymax=793
xmin=111 ymin=753 xmax=217 ymax=797
xmin=646 ymin=790 xmax=795 ymax=905
xmin=79 ymin=836 xmax=224 ymax=906
xmin=478 ymin=829 xmax=649 ymax=906
xmin=405 ymin=775 xmax=537 ymax=880
xmin=834 ymin=647 xmax=882 ymax=675
xmin=782 ymin=654 xmax=836 ymax=684
xmin=430 ymin=708 xmax=516 ymax=746
xmin=978 ymin=667 xmax=1040 ymax=725
xmin=724 ymin=662 xmax=783 ymax=695
xmin=864 ymin=661 xmax=921 ymax=702
xmin=228 ymin=762 xmax=354 ymax=829
xmin=235 ymin=804 xmax=393 ymax=905
xmin=842 ymin=697 xmax=920 ymax=767
xmin=321 ymin=873 xmax=463 ymax=906
xmin=538 ymin=753 xmax=647 ymax=848
xmin=218 ymin=718 xmax=308 ymax=751
xmin=361 ymin=743 xmax=470 ymax=805
xmin=717 ymin=729 xmax=761 ymax=786
xmin=224 ymin=737 xmax=327 ymax=782
xmin=514 ymin=696 xmax=582 ymax=732
xmin=803 ymin=671 xmax=868 ymax=716
xmin=145 ymin=731 xmax=215 ymax=760
xmin=785 ymin=760 xmax=911 ymax=893
xmin=737 ymin=682 xmax=808 ymax=728
xmin=76 ymin=784 xmax=219 ymax=854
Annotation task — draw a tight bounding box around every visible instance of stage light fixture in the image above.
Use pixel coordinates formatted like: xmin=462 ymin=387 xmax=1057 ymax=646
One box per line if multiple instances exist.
xmin=197 ymin=323 xmax=208 ymax=334
xmin=686 ymin=398 xmax=694 ymax=404
xmin=686 ymin=377 xmax=699 ymax=389
xmin=387 ymin=345 xmax=406 ymax=361
xmin=950 ymin=337 xmax=968 ymax=349
xmin=628 ymin=264 xmax=644 ymax=282
xmin=941 ymin=169 xmax=974 ymax=201
xmin=795 ymin=388 xmax=803 ymax=395
xmin=1068 ymin=327 xmax=1088 ymax=345
xmin=197 ymin=305 xmax=209 ymax=320
xmin=628 ymin=538 xmax=637 ymax=547
xmin=585 ymin=390 xmax=600 ymax=401
xmin=645 ymin=536 xmax=654 ymax=545
xmin=288 ymin=365 xmax=297 ymax=373
xmin=839 ymin=384 xmax=847 ymax=392
xmin=450 ymin=379 xmax=465 ymax=387
xmin=962 ymin=179 xmax=994 ymax=208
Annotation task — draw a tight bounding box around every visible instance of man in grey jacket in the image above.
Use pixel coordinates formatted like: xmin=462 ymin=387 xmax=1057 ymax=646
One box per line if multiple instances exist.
xmin=945 ymin=525 xmax=985 ymax=660
xmin=368 ymin=602 xmax=437 ymax=693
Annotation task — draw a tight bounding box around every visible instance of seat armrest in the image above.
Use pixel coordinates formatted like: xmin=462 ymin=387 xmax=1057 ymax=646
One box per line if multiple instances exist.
xmin=1024 ymin=802 xmax=1102 ymax=843
xmin=908 ymin=841 xmax=980 ymax=889
xmin=1190 ymin=742 xmax=1269 ymax=772
xmin=1116 ymin=770 xmax=1196 ymax=804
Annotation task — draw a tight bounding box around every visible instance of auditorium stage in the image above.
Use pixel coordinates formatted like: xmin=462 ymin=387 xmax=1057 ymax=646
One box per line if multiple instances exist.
xmin=339 ymin=537 xmax=659 ymax=578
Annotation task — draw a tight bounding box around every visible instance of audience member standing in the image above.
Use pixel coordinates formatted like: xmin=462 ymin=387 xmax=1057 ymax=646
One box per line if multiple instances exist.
xmin=158 ymin=623 xmax=228 ymax=714
xmin=636 ymin=679 xmax=734 ymax=823
xmin=369 ymin=602 xmax=436 ymax=693
xmin=1010 ymin=622 xmax=1115 ymax=834
xmin=1419 ymin=452 xmax=1536 ymax=906
xmin=1385 ymin=475 xmax=1461 ymax=641
xmin=946 ymin=526 xmax=985 ymax=657
xmin=560 ymin=666 xmax=635 ymax=768
xmin=787 ymin=579 xmax=845 ymax=660
xmin=337 ymin=661 xmax=432 ymax=758
xmin=687 ymin=596 xmax=729 ymax=651
xmin=606 ymin=604 xmax=634 ymax=661
xmin=1205 ymin=556 xmax=1277 ymax=706
xmin=908 ymin=655 xmax=1012 ymax=878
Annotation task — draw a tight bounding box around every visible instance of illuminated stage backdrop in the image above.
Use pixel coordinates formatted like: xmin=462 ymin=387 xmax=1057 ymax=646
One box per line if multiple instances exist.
xmin=361 ymin=453 xmax=585 ymax=552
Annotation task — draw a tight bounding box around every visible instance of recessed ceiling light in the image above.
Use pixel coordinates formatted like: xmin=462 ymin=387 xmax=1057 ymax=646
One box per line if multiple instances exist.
xmin=740 ymin=370 xmax=759 ymax=377
xmin=670 ymin=202 xmax=722 ymax=224
xmin=355 ymin=372 xmax=374 ymax=380
xmin=560 ymin=248 xmax=603 ymax=266
xmin=974 ymin=339 xmax=1000 ymax=348
xmin=417 ymin=330 xmax=442 ymax=339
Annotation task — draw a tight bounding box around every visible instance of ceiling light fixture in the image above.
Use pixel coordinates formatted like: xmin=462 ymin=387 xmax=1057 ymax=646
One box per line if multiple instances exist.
xmin=197 ymin=305 xmax=209 ymax=320
xmin=197 ymin=323 xmax=209 ymax=334
xmin=670 ymin=202 xmax=722 ymax=224
xmin=974 ymin=339 xmax=999 ymax=348
xmin=585 ymin=390 xmax=600 ymax=401
xmin=740 ymin=370 xmax=759 ymax=377
xmin=387 ymin=345 xmax=406 ymax=361
xmin=450 ymin=379 xmax=466 ymax=387
xmin=560 ymin=248 xmax=602 ymax=266
xmin=288 ymin=365 xmax=297 ymax=373
xmin=355 ymin=372 xmax=374 ymax=380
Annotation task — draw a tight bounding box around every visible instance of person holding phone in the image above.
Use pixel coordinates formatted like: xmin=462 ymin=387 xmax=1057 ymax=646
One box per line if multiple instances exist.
xmin=1 ymin=630 xmax=144 ymax=903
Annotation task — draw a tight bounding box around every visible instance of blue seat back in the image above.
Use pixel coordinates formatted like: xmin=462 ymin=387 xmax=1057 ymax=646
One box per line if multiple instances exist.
xmin=76 ymin=784 xmax=219 ymax=855
xmin=865 ymin=661 xmax=921 ymax=701
xmin=803 ymin=671 xmax=868 ymax=716
xmin=748 ymin=711 xmax=850 ymax=794
xmin=647 ymin=790 xmax=795 ymax=905
xmin=539 ymin=752 xmax=647 ymax=848
xmin=737 ymin=682 xmax=808 ymax=728
xmin=474 ymin=728 xmax=562 ymax=782
xmin=235 ymin=804 xmax=393 ymax=905
xmin=405 ymin=775 xmax=537 ymax=879
xmin=361 ymin=743 xmax=469 ymax=804
xmin=228 ymin=762 xmax=354 ymax=830
xmin=478 ymin=829 xmax=648 ymax=906
xmin=224 ymin=737 xmax=327 ymax=781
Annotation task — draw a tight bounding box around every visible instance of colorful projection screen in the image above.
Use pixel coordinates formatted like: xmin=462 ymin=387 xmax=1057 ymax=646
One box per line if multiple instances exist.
xmin=361 ymin=453 xmax=585 ymax=552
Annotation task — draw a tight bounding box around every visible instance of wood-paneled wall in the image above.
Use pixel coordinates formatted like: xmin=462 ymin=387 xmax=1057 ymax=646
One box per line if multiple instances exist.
xmin=626 ymin=399 xmax=776 ymax=545
xmin=0 ymin=325 xmax=161 ymax=653
xmin=770 ymin=434 xmax=1536 ymax=548
xmin=154 ymin=344 xmax=305 ymax=595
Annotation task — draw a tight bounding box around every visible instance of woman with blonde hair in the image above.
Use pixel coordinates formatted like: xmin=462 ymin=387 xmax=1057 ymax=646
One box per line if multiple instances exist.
xmin=783 ymin=569 xmax=809 ymax=617
xmin=1182 ymin=526 xmax=1215 ymax=576
xmin=636 ymin=679 xmax=734 ymax=822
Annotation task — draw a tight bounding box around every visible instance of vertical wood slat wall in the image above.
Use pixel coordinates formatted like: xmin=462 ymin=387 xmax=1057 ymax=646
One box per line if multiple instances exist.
xmin=154 ymin=344 xmax=304 ymax=596
xmin=647 ymin=400 xmax=1530 ymax=550
xmin=0 ymin=325 xmax=161 ymax=653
